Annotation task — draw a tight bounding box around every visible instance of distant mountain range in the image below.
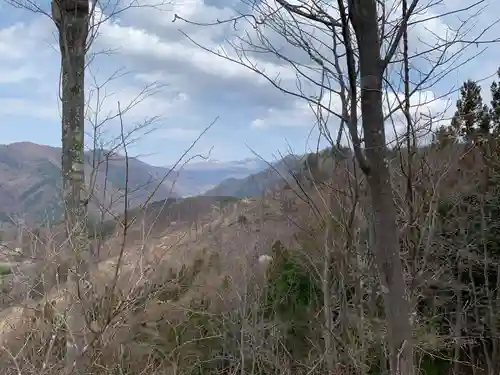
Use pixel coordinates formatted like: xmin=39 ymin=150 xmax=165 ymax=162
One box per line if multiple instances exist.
xmin=204 ymin=147 xmax=351 ymax=197
xmin=171 ymin=158 xmax=269 ymax=172
xmin=0 ymin=142 xmax=272 ymax=226
xmin=203 ymin=155 xmax=302 ymax=197
xmin=164 ymin=158 xmax=270 ymax=196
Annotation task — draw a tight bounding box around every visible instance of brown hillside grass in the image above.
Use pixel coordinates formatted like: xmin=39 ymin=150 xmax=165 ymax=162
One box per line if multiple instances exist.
xmin=0 ymin=142 xmax=493 ymax=374
xmin=0 ymin=191 xmax=304 ymax=374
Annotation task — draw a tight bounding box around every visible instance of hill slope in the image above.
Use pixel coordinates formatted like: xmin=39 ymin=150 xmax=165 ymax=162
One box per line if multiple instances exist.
xmin=162 ymin=158 xmax=269 ymax=196
xmin=203 ymin=154 xmax=322 ymax=197
xmin=0 ymin=143 xmax=270 ymax=226
xmin=1 ymin=143 xmax=497 ymax=375
xmin=0 ymin=142 xmax=179 ymax=226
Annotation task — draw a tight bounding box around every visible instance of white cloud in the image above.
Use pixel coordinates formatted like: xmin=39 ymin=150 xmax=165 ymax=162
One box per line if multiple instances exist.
xmin=0 ymin=79 xmax=188 ymax=129
xmin=95 ymin=15 xmax=297 ymax=85
xmin=0 ymin=98 xmax=58 ymax=120
xmin=122 ymin=0 xmax=236 ymax=41
xmin=251 ymin=100 xmax=312 ymax=129
xmin=0 ymin=7 xmax=191 ymax=132
xmin=0 ymin=17 xmax=55 ymax=59
xmin=0 ymin=65 xmax=39 ymax=84
xmin=0 ymin=24 xmax=27 ymax=60
xmin=384 ymin=0 xmax=454 ymax=46
xmin=87 ymin=82 xmax=189 ymax=123
xmin=0 ymin=0 xmax=498 ymax=164
xmin=251 ymin=88 xmax=451 ymax=146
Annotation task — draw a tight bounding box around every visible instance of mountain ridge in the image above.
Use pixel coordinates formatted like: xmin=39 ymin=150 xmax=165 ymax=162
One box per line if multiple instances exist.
xmin=0 ymin=142 xmax=273 ymax=225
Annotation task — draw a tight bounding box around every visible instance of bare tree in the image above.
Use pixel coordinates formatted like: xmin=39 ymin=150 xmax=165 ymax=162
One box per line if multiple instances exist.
xmin=348 ymin=3 xmax=415 ymax=373
xmin=174 ymin=1 xmax=500 ymax=374
xmin=51 ymin=0 xmax=90 ymax=372
xmin=0 ymin=0 xmax=169 ymax=371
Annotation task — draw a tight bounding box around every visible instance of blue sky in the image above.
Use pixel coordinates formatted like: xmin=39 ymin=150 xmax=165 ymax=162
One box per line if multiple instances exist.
xmin=0 ymin=0 xmax=499 ymax=166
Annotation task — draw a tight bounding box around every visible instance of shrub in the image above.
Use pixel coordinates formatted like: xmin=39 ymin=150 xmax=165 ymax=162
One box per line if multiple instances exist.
xmin=0 ymin=263 xmax=12 ymax=277
xmin=263 ymin=240 xmax=323 ymax=360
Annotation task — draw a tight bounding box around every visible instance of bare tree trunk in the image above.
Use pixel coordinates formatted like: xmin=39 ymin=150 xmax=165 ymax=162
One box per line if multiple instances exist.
xmin=52 ymin=0 xmax=89 ymax=373
xmin=453 ymin=257 xmax=463 ymax=375
xmin=323 ymin=191 xmax=336 ymax=373
xmin=351 ymin=1 xmax=414 ymax=374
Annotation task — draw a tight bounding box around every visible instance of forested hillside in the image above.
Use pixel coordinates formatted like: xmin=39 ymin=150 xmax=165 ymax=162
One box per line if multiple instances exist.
xmin=1 ymin=0 xmax=500 ymax=374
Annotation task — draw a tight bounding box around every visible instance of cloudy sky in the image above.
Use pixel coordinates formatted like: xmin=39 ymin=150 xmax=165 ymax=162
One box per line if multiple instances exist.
xmin=0 ymin=0 xmax=499 ymax=166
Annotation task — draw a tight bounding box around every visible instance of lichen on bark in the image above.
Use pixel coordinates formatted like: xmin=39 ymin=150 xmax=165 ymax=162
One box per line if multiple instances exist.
xmin=52 ymin=0 xmax=90 ymax=372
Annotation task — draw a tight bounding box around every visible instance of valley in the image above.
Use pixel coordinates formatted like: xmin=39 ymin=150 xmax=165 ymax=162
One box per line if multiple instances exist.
xmin=0 ymin=142 xmax=273 ymax=228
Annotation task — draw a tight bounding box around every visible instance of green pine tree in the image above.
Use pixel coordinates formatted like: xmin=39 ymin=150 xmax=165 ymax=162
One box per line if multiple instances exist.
xmin=433 ymin=125 xmax=456 ymax=148
xmin=451 ymin=79 xmax=490 ymax=142
xmin=490 ymin=68 xmax=500 ymax=135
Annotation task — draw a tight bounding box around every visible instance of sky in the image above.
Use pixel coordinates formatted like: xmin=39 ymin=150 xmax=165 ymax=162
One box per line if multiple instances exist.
xmin=0 ymin=0 xmax=499 ymax=166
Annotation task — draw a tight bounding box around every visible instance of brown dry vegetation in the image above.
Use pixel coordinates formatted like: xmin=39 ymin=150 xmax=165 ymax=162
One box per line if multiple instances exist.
xmin=1 ymin=137 xmax=499 ymax=374
xmin=2 ymin=0 xmax=496 ymax=372
xmin=0 ymin=189 xmax=296 ymax=373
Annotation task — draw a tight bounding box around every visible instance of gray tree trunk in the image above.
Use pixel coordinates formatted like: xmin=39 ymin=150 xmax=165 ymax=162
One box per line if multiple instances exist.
xmin=351 ymin=1 xmax=414 ymax=374
xmin=51 ymin=0 xmax=89 ymax=373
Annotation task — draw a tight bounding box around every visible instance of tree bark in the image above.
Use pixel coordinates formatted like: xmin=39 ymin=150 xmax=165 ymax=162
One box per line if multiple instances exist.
xmin=52 ymin=0 xmax=89 ymax=373
xmin=351 ymin=1 xmax=414 ymax=374
xmin=323 ymin=192 xmax=337 ymax=373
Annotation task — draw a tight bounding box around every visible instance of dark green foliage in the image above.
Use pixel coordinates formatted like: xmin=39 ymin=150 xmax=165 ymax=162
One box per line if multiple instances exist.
xmin=366 ymin=346 xmax=384 ymax=375
xmin=490 ymin=68 xmax=500 ymax=133
xmin=433 ymin=125 xmax=457 ymax=147
xmin=263 ymin=241 xmax=323 ymax=359
xmin=442 ymin=71 xmax=500 ymax=147
xmin=419 ymin=355 xmax=451 ymax=375
xmin=451 ymin=79 xmax=489 ymax=141
xmin=0 ymin=263 xmax=12 ymax=277
xmin=432 ymin=77 xmax=500 ymax=372
xmin=265 ymin=241 xmax=322 ymax=320
xmin=430 ymin=184 xmax=500 ymax=372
